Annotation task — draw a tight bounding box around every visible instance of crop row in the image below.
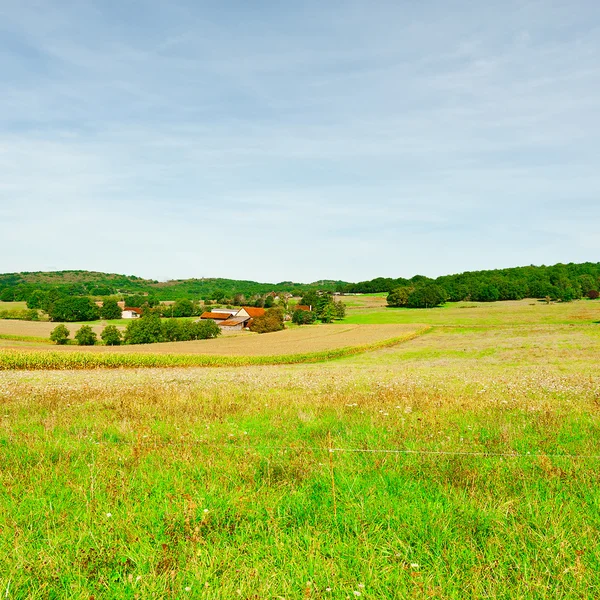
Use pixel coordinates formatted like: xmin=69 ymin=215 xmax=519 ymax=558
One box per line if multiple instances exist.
xmin=0 ymin=327 xmax=430 ymax=370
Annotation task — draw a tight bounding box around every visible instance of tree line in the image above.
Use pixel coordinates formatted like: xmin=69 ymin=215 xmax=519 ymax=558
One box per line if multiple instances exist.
xmin=50 ymin=316 xmax=221 ymax=346
xmin=343 ymin=262 xmax=600 ymax=304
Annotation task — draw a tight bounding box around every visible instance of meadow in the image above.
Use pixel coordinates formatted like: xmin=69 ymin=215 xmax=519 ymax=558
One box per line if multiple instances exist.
xmin=0 ymin=299 xmax=599 ymax=597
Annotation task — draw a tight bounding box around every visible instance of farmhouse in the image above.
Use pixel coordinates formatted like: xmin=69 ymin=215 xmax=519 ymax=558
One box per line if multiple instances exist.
xmin=200 ymin=311 xmax=234 ymax=323
xmin=236 ymin=306 xmax=266 ymax=319
xmin=197 ymin=306 xmax=266 ymax=330
xmin=121 ymin=307 xmax=142 ymax=319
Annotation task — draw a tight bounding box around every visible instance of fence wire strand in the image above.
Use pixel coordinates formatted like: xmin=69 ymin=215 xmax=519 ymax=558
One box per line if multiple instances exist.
xmin=74 ymin=437 xmax=600 ymax=460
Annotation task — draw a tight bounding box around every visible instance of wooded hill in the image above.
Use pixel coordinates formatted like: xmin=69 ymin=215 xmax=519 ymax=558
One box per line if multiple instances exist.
xmin=0 ymin=270 xmax=346 ymax=302
xmin=1 ymin=262 xmax=600 ymax=304
xmin=346 ymin=262 xmax=600 ymax=302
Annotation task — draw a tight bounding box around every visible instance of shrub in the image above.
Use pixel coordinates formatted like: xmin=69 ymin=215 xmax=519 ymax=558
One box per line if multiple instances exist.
xmin=587 ymin=290 xmax=599 ymax=300
xmin=101 ymin=325 xmax=122 ymax=346
xmin=50 ymin=324 xmax=70 ymax=345
xmin=74 ymin=325 xmax=97 ymax=346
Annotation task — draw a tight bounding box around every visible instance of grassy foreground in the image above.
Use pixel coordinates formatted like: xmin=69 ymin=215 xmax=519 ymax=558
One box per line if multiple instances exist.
xmin=1 ymin=301 xmax=599 ymax=598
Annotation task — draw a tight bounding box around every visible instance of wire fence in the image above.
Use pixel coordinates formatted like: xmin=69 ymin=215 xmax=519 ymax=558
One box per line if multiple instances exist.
xmin=74 ymin=436 xmax=600 ymax=461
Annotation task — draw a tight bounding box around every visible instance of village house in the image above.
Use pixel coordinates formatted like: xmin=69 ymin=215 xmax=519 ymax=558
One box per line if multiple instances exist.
xmin=121 ymin=307 xmax=142 ymax=319
xmin=235 ymin=306 xmax=266 ymax=319
xmin=198 ymin=306 xmax=266 ymax=330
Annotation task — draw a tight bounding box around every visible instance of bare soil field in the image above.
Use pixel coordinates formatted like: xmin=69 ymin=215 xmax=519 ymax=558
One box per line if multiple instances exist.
xmin=0 ymin=319 xmax=108 ymax=338
xmin=1 ymin=323 xmax=425 ymax=355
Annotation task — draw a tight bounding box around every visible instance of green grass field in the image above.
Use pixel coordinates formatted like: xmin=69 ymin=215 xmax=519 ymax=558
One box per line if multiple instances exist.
xmin=1 ymin=299 xmax=599 ymax=598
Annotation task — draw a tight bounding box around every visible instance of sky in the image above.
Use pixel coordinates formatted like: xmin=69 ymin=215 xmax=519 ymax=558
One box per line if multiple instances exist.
xmin=1 ymin=0 xmax=599 ymax=283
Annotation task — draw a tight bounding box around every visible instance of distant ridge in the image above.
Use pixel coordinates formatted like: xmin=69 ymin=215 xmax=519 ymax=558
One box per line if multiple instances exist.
xmin=1 ymin=262 xmax=599 ymax=303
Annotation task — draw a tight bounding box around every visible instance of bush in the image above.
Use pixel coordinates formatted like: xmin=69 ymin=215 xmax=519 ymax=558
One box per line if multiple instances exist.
xmin=250 ymin=308 xmax=285 ymax=333
xmin=50 ymin=324 xmax=70 ymax=345
xmin=101 ymin=325 xmax=122 ymax=346
xmin=74 ymin=325 xmax=97 ymax=346
xmin=587 ymin=290 xmax=599 ymax=300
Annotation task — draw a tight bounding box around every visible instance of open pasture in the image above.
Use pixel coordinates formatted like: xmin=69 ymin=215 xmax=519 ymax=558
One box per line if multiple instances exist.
xmin=344 ymin=297 xmax=600 ymax=326
xmin=1 ymin=300 xmax=599 ymax=597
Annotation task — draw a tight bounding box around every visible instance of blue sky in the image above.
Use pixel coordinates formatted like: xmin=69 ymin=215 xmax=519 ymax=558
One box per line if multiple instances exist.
xmin=1 ymin=1 xmax=599 ymax=283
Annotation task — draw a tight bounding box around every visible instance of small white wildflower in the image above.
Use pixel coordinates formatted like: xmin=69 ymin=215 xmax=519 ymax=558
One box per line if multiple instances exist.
xmin=203 ymin=508 xmax=209 ymax=514
xmin=326 ymin=587 xmax=332 ymax=592
xmin=106 ymin=512 xmax=112 ymax=518
xmin=353 ymin=591 xmax=361 ymax=597
xmin=358 ymin=583 xmax=365 ymax=588
xmin=185 ymin=586 xmax=191 ymax=592
xmin=410 ymin=562 xmax=420 ymax=569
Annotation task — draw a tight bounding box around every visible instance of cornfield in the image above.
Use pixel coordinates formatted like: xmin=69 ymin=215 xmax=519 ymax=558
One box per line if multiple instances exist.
xmin=0 ymin=327 xmax=430 ymax=370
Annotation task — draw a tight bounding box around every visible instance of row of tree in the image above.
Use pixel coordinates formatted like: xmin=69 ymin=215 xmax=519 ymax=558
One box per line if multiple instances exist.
xmin=50 ymin=316 xmax=221 ymax=346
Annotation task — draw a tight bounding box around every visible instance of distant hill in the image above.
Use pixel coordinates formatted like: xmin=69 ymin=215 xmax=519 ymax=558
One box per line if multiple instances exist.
xmin=0 ymin=270 xmax=346 ymax=301
xmin=1 ymin=262 xmax=599 ymax=304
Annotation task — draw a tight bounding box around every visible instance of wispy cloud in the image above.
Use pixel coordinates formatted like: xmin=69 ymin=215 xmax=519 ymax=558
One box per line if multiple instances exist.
xmin=1 ymin=0 xmax=599 ymax=281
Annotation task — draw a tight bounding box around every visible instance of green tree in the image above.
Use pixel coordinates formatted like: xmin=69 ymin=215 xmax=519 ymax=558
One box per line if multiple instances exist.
xmin=320 ymin=303 xmax=335 ymax=323
xmin=250 ymin=308 xmax=285 ymax=333
xmin=100 ymin=299 xmax=122 ymax=320
xmin=406 ymin=285 xmax=446 ymax=308
xmin=172 ymin=298 xmax=194 ymax=318
xmin=101 ymin=325 xmax=122 ymax=346
xmin=48 ymin=297 xmax=99 ymax=322
xmin=124 ymin=313 xmax=164 ymax=344
xmin=332 ymin=299 xmax=346 ymax=319
xmin=26 ymin=290 xmax=48 ymax=310
xmin=74 ymin=325 xmax=97 ymax=346
xmin=49 ymin=324 xmax=70 ymax=345
xmin=387 ymin=287 xmax=413 ymax=307
xmin=0 ymin=288 xmax=15 ymax=302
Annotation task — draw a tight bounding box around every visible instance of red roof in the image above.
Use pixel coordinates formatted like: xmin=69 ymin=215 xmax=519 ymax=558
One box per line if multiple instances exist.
xmin=241 ymin=306 xmax=266 ymax=317
xmin=200 ymin=312 xmax=231 ymax=320
xmin=123 ymin=307 xmax=142 ymax=314
xmin=295 ymin=305 xmax=311 ymax=312
xmin=219 ymin=316 xmax=249 ymax=327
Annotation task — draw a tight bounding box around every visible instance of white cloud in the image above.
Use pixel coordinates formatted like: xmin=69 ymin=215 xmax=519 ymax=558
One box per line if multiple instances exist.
xmin=1 ymin=0 xmax=599 ymax=281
